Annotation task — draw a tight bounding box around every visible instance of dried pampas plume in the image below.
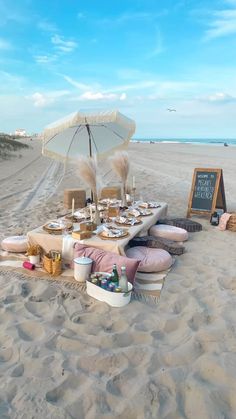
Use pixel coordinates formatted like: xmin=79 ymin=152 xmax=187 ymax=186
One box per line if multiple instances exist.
xmin=109 ymin=151 xmax=130 ymax=184
xmin=77 ymin=156 xmax=97 ymax=193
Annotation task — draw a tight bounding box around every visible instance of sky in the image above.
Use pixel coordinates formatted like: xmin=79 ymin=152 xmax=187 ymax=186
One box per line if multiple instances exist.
xmin=0 ymin=0 xmax=236 ymax=139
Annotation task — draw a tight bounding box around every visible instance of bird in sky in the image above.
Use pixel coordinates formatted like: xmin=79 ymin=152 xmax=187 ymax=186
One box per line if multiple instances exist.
xmin=167 ymin=108 xmax=177 ymax=112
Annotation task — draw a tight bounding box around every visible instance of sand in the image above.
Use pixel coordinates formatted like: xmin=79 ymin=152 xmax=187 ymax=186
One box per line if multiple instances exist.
xmin=1 ymin=139 xmax=236 ymax=418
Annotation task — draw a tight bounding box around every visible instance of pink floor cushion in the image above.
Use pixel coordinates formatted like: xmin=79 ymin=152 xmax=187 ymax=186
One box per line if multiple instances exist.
xmin=149 ymin=224 xmax=188 ymax=242
xmin=126 ymin=246 xmax=173 ymax=273
xmin=74 ymin=243 xmax=140 ymax=284
xmin=1 ymin=236 xmax=28 ymax=253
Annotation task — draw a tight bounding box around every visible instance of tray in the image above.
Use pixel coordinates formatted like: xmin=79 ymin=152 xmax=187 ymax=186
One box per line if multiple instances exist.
xmin=139 ymin=202 xmax=160 ymax=209
xmin=98 ymin=229 xmax=129 ymax=240
xmin=43 ymin=220 xmax=73 ymax=234
xmin=115 ymin=217 xmax=142 ymax=227
xmin=137 ymin=209 xmax=153 ymax=216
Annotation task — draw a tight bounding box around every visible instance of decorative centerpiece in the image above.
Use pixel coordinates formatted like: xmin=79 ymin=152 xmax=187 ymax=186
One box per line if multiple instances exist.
xmin=26 ymin=244 xmax=42 ymax=265
xmin=77 ymin=157 xmax=101 ymax=226
xmin=109 ymin=151 xmax=130 ymax=207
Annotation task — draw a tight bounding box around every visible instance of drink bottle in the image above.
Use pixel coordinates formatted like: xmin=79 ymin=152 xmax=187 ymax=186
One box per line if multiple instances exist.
xmin=119 ymin=266 xmax=128 ymax=292
xmin=111 ymin=264 xmax=119 ymax=284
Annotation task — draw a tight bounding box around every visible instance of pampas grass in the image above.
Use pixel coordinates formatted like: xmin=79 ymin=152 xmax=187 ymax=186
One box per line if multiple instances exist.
xmin=109 ymin=151 xmax=130 ymax=206
xmin=109 ymin=151 xmax=130 ymax=184
xmin=77 ymin=156 xmax=97 ymax=193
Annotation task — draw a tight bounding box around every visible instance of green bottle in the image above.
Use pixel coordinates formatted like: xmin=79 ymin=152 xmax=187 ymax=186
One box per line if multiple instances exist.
xmin=111 ymin=264 xmax=119 ymax=284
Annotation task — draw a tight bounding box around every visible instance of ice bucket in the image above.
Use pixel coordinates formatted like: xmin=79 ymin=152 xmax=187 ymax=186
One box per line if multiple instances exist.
xmin=74 ymin=257 xmax=93 ymax=282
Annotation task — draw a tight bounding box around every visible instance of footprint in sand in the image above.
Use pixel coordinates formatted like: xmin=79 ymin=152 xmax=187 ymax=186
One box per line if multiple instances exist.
xmin=46 ymin=375 xmax=87 ymax=406
xmin=16 ymin=321 xmax=45 ymax=341
xmin=11 ymin=363 xmax=24 ymax=377
xmin=106 ymin=368 xmax=137 ymax=397
xmin=0 ymin=346 xmax=14 ymax=363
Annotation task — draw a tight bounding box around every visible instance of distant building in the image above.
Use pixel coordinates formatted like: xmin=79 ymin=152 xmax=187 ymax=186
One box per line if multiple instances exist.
xmin=14 ymin=129 xmax=27 ymax=137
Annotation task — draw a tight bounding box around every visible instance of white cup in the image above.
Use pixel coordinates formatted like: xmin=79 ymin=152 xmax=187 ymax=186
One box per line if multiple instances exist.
xmin=29 ymin=254 xmax=40 ymax=265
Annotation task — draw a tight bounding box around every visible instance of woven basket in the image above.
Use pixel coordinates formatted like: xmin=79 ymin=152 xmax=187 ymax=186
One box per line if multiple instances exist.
xmin=43 ymin=254 xmax=52 ymax=274
xmin=43 ymin=254 xmax=62 ymax=276
xmin=51 ymin=259 xmax=62 ymax=276
xmin=227 ymin=213 xmax=236 ymax=232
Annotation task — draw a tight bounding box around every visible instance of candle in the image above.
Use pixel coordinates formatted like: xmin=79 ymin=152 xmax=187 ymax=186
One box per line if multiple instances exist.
xmin=71 ymin=198 xmax=75 ymax=216
xmin=90 ymin=204 xmax=93 ymax=221
xmin=132 ymin=176 xmax=136 ymax=188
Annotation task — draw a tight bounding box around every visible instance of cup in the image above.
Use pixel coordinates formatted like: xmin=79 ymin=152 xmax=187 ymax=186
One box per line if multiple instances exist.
xmin=29 ymin=254 xmax=40 ymax=265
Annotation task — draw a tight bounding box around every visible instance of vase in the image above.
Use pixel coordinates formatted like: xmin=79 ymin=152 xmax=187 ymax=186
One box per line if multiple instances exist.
xmin=93 ymin=192 xmax=101 ymax=226
xmin=29 ymin=254 xmax=40 ymax=265
xmin=121 ymin=183 xmax=127 ymax=207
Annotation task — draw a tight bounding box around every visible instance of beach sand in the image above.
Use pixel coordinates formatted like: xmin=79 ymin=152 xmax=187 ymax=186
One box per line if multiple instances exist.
xmin=1 ymin=139 xmax=236 ymax=418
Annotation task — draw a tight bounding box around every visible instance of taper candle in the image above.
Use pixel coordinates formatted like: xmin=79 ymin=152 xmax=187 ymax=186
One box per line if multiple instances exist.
xmin=71 ymin=198 xmax=75 ymax=216
xmin=90 ymin=204 xmax=93 ymax=221
xmin=132 ymin=176 xmax=135 ymax=188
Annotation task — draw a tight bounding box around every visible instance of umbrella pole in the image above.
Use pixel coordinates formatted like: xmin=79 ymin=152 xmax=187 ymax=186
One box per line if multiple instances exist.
xmin=86 ymin=123 xmax=94 ymax=202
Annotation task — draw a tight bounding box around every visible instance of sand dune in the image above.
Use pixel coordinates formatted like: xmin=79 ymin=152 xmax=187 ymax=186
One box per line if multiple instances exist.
xmin=1 ymin=140 xmax=236 ymax=418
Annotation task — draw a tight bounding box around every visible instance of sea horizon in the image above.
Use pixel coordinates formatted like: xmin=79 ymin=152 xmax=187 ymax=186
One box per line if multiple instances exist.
xmin=131 ymin=138 xmax=236 ymax=146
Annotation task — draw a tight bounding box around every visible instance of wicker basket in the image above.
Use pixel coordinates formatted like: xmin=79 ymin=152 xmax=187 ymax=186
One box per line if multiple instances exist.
xmin=43 ymin=253 xmax=62 ymax=276
xmin=43 ymin=254 xmax=52 ymax=274
xmin=51 ymin=259 xmax=62 ymax=276
xmin=227 ymin=213 xmax=236 ymax=232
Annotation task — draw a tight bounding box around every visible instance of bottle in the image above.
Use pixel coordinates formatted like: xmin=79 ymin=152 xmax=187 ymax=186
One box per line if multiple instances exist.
xmin=119 ymin=266 xmax=128 ymax=292
xmin=111 ymin=264 xmax=119 ymax=285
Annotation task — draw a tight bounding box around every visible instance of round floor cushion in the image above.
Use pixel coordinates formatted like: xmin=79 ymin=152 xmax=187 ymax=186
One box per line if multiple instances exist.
xmin=126 ymin=246 xmax=173 ymax=273
xmin=158 ymin=218 xmax=202 ymax=232
xmin=149 ymin=224 xmax=188 ymax=242
xmin=1 ymin=236 xmax=28 ymax=253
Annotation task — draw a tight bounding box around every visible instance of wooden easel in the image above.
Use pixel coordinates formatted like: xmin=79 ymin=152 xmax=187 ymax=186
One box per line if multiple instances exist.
xmin=187 ymin=168 xmax=227 ymax=218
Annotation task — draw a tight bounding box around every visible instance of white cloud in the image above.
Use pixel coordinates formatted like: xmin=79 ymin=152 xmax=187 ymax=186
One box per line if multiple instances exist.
xmin=38 ymin=19 xmax=57 ymax=32
xmin=34 ymin=54 xmax=57 ymax=64
xmin=0 ymin=38 xmax=11 ymax=50
xmin=120 ymin=93 xmax=127 ymax=100
xmin=204 ymin=5 xmax=236 ymax=39
xmin=31 ymin=92 xmax=50 ymax=107
xmin=63 ymin=75 xmax=92 ymax=90
xmin=30 ymin=90 xmax=69 ymax=107
xmin=79 ymin=91 xmax=126 ymax=101
xmin=200 ymin=92 xmax=235 ymax=102
xmin=146 ymin=29 xmax=164 ymax=58
xmin=51 ymin=34 xmax=78 ymax=53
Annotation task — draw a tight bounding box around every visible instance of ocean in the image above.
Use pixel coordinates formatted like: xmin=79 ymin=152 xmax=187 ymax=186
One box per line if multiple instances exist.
xmin=131 ymin=138 xmax=236 ymax=146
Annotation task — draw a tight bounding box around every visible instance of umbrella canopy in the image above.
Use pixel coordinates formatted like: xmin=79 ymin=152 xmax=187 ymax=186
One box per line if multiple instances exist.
xmin=42 ymin=110 xmax=136 ymax=162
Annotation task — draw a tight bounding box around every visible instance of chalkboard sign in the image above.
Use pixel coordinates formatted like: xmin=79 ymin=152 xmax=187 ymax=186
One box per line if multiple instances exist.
xmin=187 ymin=168 xmax=226 ymax=217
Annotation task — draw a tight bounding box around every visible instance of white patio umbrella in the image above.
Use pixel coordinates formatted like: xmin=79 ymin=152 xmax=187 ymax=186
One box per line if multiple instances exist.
xmin=42 ymin=110 xmax=136 ymax=162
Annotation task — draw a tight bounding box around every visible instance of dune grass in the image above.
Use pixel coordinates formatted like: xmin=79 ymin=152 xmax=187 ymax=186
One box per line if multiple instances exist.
xmin=0 ymin=134 xmax=29 ymax=160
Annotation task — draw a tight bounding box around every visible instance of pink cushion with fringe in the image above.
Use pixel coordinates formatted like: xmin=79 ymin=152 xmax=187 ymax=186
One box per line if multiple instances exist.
xmin=126 ymin=246 xmax=173 ymax=273
xmin=73 ymin=243 xmax=140 ymax=284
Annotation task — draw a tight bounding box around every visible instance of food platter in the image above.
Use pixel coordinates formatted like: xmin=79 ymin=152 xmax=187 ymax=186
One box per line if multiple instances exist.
xmin=137 ymin=208 xmax=153 ymax=216
xmin=43 ymin=220 xmax=73 ymax=234
xmin=115 ymin=216 xmax=142 ymax=226
xmin=99 ymin=198 xmax=121 ymax=206
xmin=139 ymin=202 xmax=160 ymax=209
xmin=98 ymin=227 xmax=129 ymax=240
xmin=128 ymin=208 xmax=153 ymax=217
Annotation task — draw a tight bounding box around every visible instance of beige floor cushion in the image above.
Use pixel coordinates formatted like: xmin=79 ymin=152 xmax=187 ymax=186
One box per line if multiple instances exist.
xmin=126 ymin=246 xmax=173 ymax=273
xmin=149 ymin=224 xmax=188 ymax=242
xmin=1 ymin=236 xmax=28 ymax=253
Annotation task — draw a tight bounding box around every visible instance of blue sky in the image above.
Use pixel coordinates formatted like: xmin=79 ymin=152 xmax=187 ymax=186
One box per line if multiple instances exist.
xmin=0 ymin=0 xmax=236 ymax=138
